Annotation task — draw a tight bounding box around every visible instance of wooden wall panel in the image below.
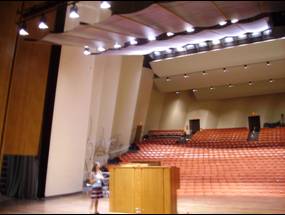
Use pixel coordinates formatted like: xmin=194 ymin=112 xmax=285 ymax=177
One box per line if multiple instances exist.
xmin=0 ymin=2 xmax=20 ymax=164
xmin=2 ymin=2 xmax=57 ymax=156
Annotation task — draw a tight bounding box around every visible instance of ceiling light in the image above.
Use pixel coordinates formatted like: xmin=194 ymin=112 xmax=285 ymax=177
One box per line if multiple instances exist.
xmin=69 ymin=3 xmax=79 ymax=19
xmin=83 ymin=46 xmax=91 ymax=56
xmin=223 ymin=68 xmax=227 ymax=72
xmin=210 ymin=86 xmax=215 ymax=90
xmin=100 ymin=1 xmax=111 ymax=9
xmin=193 ymin=89 xmax=198 ymax=93
xmin=219 ymin=20 xmax=227 ymax=26
xmin=199 ymin=42 xmax=207 ymax=47
xmin=266 ymin=61 xmax=271 ymax=66
xmin=154 ymin=51 xmax=160 ymax=56
xmin=166 ymin=77 xmax=171 ymax=82
xmin=251 ymin=31 xmax=261 ymax=37
xmin=176 ymin=91 xmax=180 ymax=95
xmin=129 ymin=37 xmax=138 ymax=45
xmin=231 ymin=19 xmax=239 ymax=24
xmin=165 ymin=48 xmax=172 ymax=54
xmin=212 ymin=39 xmax=220 ymax=45
xmin=176 ymin=47 xmax=185 ymax=52
xmin=185 ymin=44 xmax=195 ymax=50
xmin=38 ymin=15 xmax=48 ymax=30
xmin=97 ymin=47 xmax=106 ymax=52
xmin=19 ymin=23 xmax=29 ymax=36
xmin=186 ymin=27 xmax=195 ymax=33
xmin=225 ymin=37 xmax=234 ymax=43
xmin=238 ymin=34 xmax=247 ymax=40
xmin=114 ymin=43 xmax=122 ymax=49
xmin=202 ymin=71 xmax=207 ymax=75
xmin=269 ymin=79 xmax=274 ymax=83
xmin=166 ymin=32 xmax=174 ymax=37
xmin=244 ymin=65 xmax=248 ymax=69
xmin=184 ymin=73 xmax=189 ymax=78
xmin=263 ymin=29 xmax=272 ymax=35
xmin=228 ymin=84 xmax=233 ymax=88
xmin=148 ymin=35 xmax=156 ymax=41
xmin=248 ymin=81 xmax=253 ymax=86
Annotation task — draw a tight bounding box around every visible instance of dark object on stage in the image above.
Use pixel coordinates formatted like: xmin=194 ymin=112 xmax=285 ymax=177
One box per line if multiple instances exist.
xmin=128 ymin=143 xmax=140 ymax=152
xmin=108 ymin=157 xmax=122 ymax=164
xmin=264 ymin=121 xmax=281 ymax=128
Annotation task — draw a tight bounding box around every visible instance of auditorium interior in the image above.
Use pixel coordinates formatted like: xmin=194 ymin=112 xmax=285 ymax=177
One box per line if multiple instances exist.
xmin=1 ymin=1 xmax=285 ymax=214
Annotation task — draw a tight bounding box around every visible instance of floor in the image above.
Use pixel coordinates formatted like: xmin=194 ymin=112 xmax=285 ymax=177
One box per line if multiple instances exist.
xmin=0 ymin=193 xmax=285 ymax=214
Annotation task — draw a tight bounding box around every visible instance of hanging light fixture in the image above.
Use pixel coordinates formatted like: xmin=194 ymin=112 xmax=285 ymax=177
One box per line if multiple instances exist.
xmin=100 ymin=1 xmax=111 ymax=9
xmin=69 ymin=3 xmax=79 ymax=19
xmin=38 ymin=15 xmax=49 ymax=30
xmin=19 ymin=22 xmax=29 ymax=36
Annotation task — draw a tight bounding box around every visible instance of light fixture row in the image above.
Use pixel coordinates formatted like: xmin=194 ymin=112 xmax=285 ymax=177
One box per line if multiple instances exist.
xmin=19 ymin=1 xmax=111 ymax=36
xmin=165 ymin=61 xmax=272 ymax=82
xmin=185 ymin=78 xmax=275 ymax=94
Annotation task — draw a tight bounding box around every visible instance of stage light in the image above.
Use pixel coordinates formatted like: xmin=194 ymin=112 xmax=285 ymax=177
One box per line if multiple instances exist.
xmin=231 ymin=19 xmax=239 ymax=24
xmin=186 ymin=27 xmax=195 ymax=33
xmin=167 ymin=32 xmax=174 ymax=37
xmin=100 ymin=1 xmax=111 ymax=9
xmin=83 ymin=46 xmax=91 ymax=56
xmin=19 ymin=23 xmax=29 ymax=36
xmin=219 ymin=20 xmax=227 ymax=26
xmin=69 ymin=3 xmax=79 ymax=19
xmin=38 ymin=15 xmax=48 ymax=30
xmin=114 ymin=43 xmax=122 ymax=49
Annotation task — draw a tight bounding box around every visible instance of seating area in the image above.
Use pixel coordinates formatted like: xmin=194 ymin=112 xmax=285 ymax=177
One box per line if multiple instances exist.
xmin=258 ymin=128 xmax=285 ymax=144
xmin=147 ymin=130 xmax=185 ymax=138
xmin=120 ymin=128 xmax=285 ymax=197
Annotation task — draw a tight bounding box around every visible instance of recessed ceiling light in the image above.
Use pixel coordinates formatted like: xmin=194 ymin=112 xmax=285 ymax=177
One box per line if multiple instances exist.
xmin=219 ymin=20 xmax=227 ymax=26
xmin=269 ymin=79 xmax=274 ymax=83
xmin=114 ymin=43 xmax=122 ymax=49
xmin=193 ymin=89 xmax=198 ymax=93
xmin=202 ymin=71 xmax=208 ymax=75
xmin=223 ymin=68 xmax=227 ymax=72
xmin=248 ymin=81 xmax=253 ymax=86
xmin=244 ymin=65 xmax=248 ymax=69
xmin=129 ymin=37 xmax=138 ymax=45
xmin=148 ymin=35 xmax=156 ymax=41
xmin=199 ymin=42 xmax=207 ymax=47
xmin=184 ymin=73 xmax=189 ymax=78
xmin=69 ymin=4 xmax=79 ymax=19
xmin=166 ymin=32 xmax=174 ymax=37
xmin=166 ymin=77 xmax=171 ymax=82
xmin=225 ymin=37 xmax=234 ymax=43
xmin=210 ymin=86 xmax=215 ymax=90
xmin=19 ymin=23 xmax=29 ymax=36
xmin=186 ymin=27 xmax=195 ymax=33
xmin=38 ymin=16 xmax=49 ymax=30
xmin=100 ymin=1 xmax=111 ymax=9
xmin=212 ymin=39 xmax=220 ymax=45
xmin=266 ymin=61 xmax=271 ymax=66
xmin=176 ymin=91 xmax=180 ymax=95
xmin=97 ymin=47 xmax=106 ymax=52
xmin=83 ymin=46 xmax=91 ymax=56
xmin=228 ymin=83 xmax=234 ymax=88
xmin=231 ymin=19 xmax=239 ymax=24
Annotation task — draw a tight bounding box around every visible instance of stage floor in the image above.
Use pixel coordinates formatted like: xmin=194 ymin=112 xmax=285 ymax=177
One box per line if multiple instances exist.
xmin=0 ymin=193 xmax=285 ymax=214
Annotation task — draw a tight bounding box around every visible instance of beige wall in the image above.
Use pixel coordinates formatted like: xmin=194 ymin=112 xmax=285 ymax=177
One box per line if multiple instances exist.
xmin=145 ymin=90 xmax=285 ymax=133
xmin=111 ymin=56 xmax=144 ymax=154
xmin=130 ymin=68 xmax=154 ymax=142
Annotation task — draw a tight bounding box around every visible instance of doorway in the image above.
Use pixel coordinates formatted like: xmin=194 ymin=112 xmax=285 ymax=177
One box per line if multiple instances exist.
xmin=189 ymin=119 xmax=200 ymax=135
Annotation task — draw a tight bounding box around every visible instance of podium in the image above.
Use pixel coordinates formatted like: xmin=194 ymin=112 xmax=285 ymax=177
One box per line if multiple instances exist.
xmin=109 ymin=164 xmax=179 ymax=214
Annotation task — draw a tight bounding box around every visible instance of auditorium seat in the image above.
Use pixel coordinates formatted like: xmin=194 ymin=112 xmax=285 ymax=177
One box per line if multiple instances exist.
xmin=119 ymin=128 xmax=285 ymax=197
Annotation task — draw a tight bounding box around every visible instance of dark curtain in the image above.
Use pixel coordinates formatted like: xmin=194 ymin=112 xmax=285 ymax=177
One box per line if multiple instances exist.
xmin=5 ymin=155 xmax=38 ymax=199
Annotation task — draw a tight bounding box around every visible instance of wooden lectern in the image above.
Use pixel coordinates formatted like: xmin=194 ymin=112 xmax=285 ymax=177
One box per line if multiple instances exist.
xmin=109 ymin=164 xmax=179 ymax=214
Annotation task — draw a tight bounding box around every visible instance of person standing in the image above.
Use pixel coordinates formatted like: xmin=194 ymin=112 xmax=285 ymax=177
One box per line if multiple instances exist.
xmin=89 ymin=162 xmax=104 ymax=214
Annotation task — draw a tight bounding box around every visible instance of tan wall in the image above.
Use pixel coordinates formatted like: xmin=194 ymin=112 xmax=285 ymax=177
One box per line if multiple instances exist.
xmin=111 ymin=56 xmax=144 ymax=151
xmin=130 ymin=68 xmax=154 ymax=142
xmin=144 ymin=86 xmax=166 ymax=133
xmin=146 ymin=90 xmax=285 ymax=133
